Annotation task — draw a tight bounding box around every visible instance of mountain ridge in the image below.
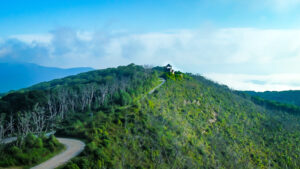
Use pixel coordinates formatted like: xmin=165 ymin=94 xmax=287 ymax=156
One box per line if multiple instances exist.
xmin=0 ymin=62 xmax=93 ymax=93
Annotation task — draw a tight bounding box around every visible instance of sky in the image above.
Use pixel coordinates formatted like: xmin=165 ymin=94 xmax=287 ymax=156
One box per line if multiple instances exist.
xmin=1 ymin=0 xmax=300 ymax=91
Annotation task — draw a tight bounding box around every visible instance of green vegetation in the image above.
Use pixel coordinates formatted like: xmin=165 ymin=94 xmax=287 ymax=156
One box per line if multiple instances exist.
xmin=0 ymin=64 xmax=299 ymax=169
xmin=238 ymin=91 xmax=300 ymax=115
xmin=0 ymin=134 xmax=64 ymax=168
xmin=162 ymin=71 xmax=184 ymax=81
xmin=60 ymin=71 xmax=299 ymax=168
xmin=245 ymin=90 xmax=300 ymax=107
xmin=0 ymin=64 xmax=158 ymax=140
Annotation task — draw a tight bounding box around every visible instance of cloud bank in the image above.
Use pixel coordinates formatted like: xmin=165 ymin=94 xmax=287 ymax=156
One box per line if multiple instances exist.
xmin=1 ymin=27 xmax=300 ymax=91
xmin=205 ymin=73 xmax=300 ymax=92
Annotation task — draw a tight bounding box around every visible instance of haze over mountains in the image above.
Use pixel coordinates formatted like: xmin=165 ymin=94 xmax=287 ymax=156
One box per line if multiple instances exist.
xmin=0 ymin=62 xmax=93 ymax=93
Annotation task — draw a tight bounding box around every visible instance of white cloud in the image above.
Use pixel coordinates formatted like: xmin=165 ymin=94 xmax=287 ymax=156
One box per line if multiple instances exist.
xmin=10 ymin=34 xmax=53 ymax=44
xmin=205 ymin=73 xmax=300 ymax=91
xmin=0 ymin=48 xmax=10 ymax=57
xmin=2 ymin=27 xmax=300 ymax=91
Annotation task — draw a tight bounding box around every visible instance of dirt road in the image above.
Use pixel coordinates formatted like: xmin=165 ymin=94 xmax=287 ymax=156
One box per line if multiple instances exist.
xmin=31 ymin=138 xmax=85 ymax=169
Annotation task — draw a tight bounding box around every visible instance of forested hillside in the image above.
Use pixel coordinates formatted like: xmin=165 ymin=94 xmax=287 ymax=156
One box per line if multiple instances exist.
xmin=0 ymin=64 xmax=299 ymax=169
xmin=0 ymin=64 xmax=157 ymax=140
xmin=245 ymin=90 xmax=300 ymax=106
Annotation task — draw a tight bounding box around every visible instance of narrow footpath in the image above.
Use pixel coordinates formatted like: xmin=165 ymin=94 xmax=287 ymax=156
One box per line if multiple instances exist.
xmin=148 ymin=78 xmax=166 ymax=94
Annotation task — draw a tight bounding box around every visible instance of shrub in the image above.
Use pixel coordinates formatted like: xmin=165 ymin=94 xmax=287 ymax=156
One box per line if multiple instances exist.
xmin=8 ymin=146 xmax=21 ymax=155
xmin=25 ymin=133 xmax=37 ymax=148
xmin=64 ymin=162 xmax=80 ymax=169
xmin=35 ymin=138 xmax=43 ymax=148
xmin=48 ymin=134 xmax=59 ymax=146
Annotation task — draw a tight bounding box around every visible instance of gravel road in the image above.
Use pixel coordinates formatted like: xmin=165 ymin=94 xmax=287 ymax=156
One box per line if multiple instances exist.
xmin=31 ymin=138 xmax=85 ymax=169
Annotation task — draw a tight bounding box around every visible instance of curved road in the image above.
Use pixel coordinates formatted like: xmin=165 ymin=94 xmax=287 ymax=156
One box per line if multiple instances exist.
xmin=31 ymin=138 xmax=85 ymax=169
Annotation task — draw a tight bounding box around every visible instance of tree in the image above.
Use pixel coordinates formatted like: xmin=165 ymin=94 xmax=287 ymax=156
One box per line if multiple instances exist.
xmin=57 ymin=88 xmax=69 ymax=119
xmin=47 ymin=94 xmax=58 ymax=130
xmin=17 ymin=112 xmax=32 ymax=138
xmin=97 ymin=84 xmax=109 ymax=106
xmin=31 ymin=104 xmax=47 ymax=135
xmin=0 ymin=114 xmax=6 ymax=142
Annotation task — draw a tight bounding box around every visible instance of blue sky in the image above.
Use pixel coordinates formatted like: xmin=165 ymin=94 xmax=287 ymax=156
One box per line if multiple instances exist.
xmin=2 ymin=0 xmax=300 ymax=91
xmin=2 ymin=0 xmax=300 ymax=36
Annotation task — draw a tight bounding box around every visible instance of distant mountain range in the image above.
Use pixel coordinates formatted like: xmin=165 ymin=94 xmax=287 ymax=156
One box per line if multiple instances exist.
xmin=0 ymin=62 xmax=93 ymax=93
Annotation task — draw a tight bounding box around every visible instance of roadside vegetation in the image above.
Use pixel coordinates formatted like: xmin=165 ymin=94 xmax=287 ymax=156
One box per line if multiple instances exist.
xmin=0 ymin=134 xmax=64 ymax=168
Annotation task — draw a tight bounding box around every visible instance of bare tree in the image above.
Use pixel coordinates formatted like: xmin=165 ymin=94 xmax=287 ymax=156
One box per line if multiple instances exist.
xmin=17 ymin=112 xmax=32 ymax=138
xmin=0 ymin=114 xmax=6 ymax=142
xmin=31 ymin=104 xmax=47 ymax=135
xmin=98 ymin=84 xmax=109 ymax=105
xmin=47 ymin=94 xmax=58 ymax=130
xmin=119 ymin=77 xmax=130 ymax=91
xmin=57 ymin=88 xmax=68 ymax=119
xmin=109 ymin=82 xmax=119 ymax=101
xmin=86 ymin=83 xmax=97 ymax=109
xmin=79 ymin=85 xmax=89 ymax=111
xmin=67 ymin=89 xmax=77 ymax=113
xmin=7 ymin=113 xmax=14 ymax=137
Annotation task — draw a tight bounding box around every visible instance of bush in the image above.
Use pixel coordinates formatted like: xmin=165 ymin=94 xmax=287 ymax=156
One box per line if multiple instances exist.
xmin=48 ymin=134 xmax=59 ymax=146
xmin=72 ymin=157 xmax=90 ymax=169
xmin=25 ymin=133 xmax=37 ymax=148
xmin=35 ymin=138 xmax=43 ymax=148
xmin=0 ymin=134 xmax=63 ymax=167
xmin=64 ymin=162 xmax=80 ymax=169
xmin=8 ymin=146 xmax=21 ymax=155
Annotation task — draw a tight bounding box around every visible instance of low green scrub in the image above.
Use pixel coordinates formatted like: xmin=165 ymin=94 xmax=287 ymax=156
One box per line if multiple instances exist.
xmin=0 ymin=134 xmax=64 ymax=168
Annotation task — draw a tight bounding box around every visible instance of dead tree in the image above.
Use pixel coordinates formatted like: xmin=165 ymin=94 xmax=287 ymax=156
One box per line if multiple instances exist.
xmin=119 ymin=77 xmax=130 ymax=91
xmin=67 ymin=89 xmax=77 ymax=113
xmin=57 ymin=88 xmax=69 ymax=119
xmin=32 ymin=104 xmax=47 ymax=135
xmin=86 ymin=83 xmax=97 ymax=109
xmin=7 ymin=113 xmax=14 ymax=137
xmin=17 ymin=112 xmax=32 ymax=138
xmin=109 ymin=82 xmax=119 ymax=101
xmin=79 ymin=85 xmax=89 ymax=111
xmin=98 ymin=84 xmax=108 ymax=105
xmin=47 ymin=94 xmax=58 ymax=130
xmin=0 ymin=114 xmax=6 ymax=142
